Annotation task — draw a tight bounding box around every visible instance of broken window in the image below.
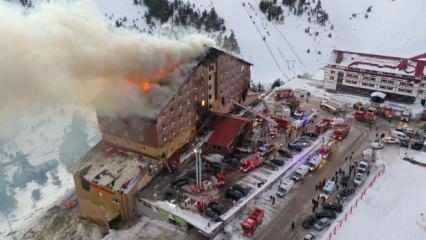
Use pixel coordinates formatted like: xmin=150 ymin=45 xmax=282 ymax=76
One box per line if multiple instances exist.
xmin=80 ymin=177 xmax=90 ymax=192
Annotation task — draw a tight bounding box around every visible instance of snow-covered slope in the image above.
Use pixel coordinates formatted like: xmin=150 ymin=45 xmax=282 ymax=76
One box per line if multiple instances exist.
xmin=0 ymin=106 xmax=100 ymax=238
xmin=185 ymin=0 xmax=426 ymax=83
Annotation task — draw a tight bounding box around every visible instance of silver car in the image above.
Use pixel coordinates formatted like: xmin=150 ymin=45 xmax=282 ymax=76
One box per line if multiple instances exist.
xmin=313 ymin=217 xmax=331 ymax=231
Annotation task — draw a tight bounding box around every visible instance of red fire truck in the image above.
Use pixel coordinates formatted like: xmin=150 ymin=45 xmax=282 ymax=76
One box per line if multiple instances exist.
xmin=334 ymin=123 xmax=351 ymax=140
xmin=241 ymin=208 xmax=265 ymax=236
xmin=240 ymin=153 xmax=263 ymax=172
xmin=315 ymin=118 xmax=331 ymax=134
xmin=274 ymin=89 xmax=294 ymax=101
xmin=383 ymin=106 xmax=394 ymax=119
xmin=353 ymin=111 xmax=376 ymax=123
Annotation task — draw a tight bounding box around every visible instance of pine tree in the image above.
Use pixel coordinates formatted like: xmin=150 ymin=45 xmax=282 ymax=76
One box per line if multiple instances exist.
xmin=228 ymin=31 xmax=240 ymax=54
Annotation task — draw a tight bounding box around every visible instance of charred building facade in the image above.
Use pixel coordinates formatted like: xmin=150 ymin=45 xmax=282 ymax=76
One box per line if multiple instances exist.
xmin=98 ymin=48 xmax=251 ymax=163
xmin=72 ymin=48 xmax=251 ymax=227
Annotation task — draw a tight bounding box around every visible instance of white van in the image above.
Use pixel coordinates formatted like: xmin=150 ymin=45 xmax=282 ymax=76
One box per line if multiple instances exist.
xmin=276 ymin=179 xmax=295 ymax=198
xmin=320 ymin=179 xmax=336 ymax=200
xmin=291 ymin=164 xmax=309 ymax=181
xmin=391 ymin=130 xmax=409 ymax=141
xmin=306 ymin=155 xmax=323 ymax=171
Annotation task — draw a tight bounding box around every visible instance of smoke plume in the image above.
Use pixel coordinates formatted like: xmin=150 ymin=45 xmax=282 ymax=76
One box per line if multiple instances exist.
xmin=0 ymin=1 xmax=214 ymax=138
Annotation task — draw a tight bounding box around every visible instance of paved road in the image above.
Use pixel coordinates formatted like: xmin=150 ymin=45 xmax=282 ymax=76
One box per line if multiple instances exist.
xmin=256 ymin=123 xmax=371 ymax=240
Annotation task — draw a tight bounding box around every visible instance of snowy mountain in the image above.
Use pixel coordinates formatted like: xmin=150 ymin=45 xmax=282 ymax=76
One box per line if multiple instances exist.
xmin=79 ymin=0 xmax=426 ymax=84
xmin=1 ymin=0 xmax=426 ymax=238
xmin=0 ymin=106 xmax=100 ymax=237
xmin=187 ymin=0 xmax=426 ymax=83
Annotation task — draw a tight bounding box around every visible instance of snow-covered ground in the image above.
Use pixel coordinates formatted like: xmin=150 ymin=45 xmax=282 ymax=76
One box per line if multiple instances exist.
xmin=0 ymin=106 xmax=100 ymax=238
xmin=323 ymin=147 xmax=426 ymax=240
xmin=187 ymin=0 xmax=426 ymax=83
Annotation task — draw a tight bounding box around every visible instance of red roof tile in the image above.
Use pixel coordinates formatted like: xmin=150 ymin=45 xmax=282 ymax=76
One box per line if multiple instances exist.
xmin=207 ymin=115 xmax=247 ymax=148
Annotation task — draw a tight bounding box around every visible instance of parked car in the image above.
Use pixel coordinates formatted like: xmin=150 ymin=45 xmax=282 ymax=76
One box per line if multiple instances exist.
xmin=337 ymin=189 xmax=350 ymax=200
xmin=320 ymin=179 xmax=336 ymax=200
xmin=383 ymin=136 xmax=400 ymax=144
xmin=323 ymin=202 xmax=343 ymax=213
xmin=357 ymin=161 xmax=369 ymax=173
xmin=225 ymin=189 xmax=243 ymax=201
xmin=371 ymin=141 xmax=384 ymax=149
xmin=208 ymin=202 xmax=224 ymax=215
xmin=391 ymin=130 xmax=410 ymax=141
xmin=316 ymin=210 xmax=336 ymax=219
xmin=288 ymin=142 xmax=305 ymax=151
xmin=395 ymin=128 xmax=414 ymax=137
xmin=276 ymin=179 xmax=295 ymax=198
xmin=303 ymin=232 xmax=317 ymax=240
xmin=302 ymin=214 xmax=317 ymax=229
xmin=278 ymin=149 xmax=293 ymax=158
xmin=302 ymin=132 xmax=319 ymax=138
xmin=263 ymin=161 xmax=278 ymax=171
xmin=271 ymin=158 xmax=285 ymax=166
xmin=230 ymin=184 xmax=251 ymax=196
xmin=354 ymin=173 xmax=363 ymax=186
xmin=204 ymin=208 xmax=220 ymax=222
xmin=313 ymin=217 xmax=331 ymax=231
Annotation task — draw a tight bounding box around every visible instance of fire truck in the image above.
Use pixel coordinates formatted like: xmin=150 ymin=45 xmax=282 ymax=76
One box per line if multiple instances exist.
xmin=241 ymin=208 xmax=265 ymax=236
xmin=315 ymin=118 xmax=331 ymax=134
xmin=319 ymin=141 xmax=334 ymax=159
xmin=383 ymin=106 xmax=394 ymax=119
xmin=271 ymin=116 xmax=291 ymax=128
xmin=334 ymin=123 xmax=351 ymax=140
xmin=353 ymin=111 xmax=376 ymax=123
xmin=274 ymin=89 xmax=294 ymax=101
xmin=240 ymin=153 xmax=263 ymax=172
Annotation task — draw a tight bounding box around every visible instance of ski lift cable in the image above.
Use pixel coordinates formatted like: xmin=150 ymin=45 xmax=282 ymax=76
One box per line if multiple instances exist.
xmin=239 ymin=0 xmax=289 ymax=80
xmin=276 ymin=46 xmax=297 ymax=76
xmin=271 ymin=23 xmax=305 ymax=66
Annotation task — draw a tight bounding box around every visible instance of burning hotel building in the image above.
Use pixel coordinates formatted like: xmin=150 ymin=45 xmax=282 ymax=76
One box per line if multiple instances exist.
xmin=71 ymin=48 xmax=252 ymax=227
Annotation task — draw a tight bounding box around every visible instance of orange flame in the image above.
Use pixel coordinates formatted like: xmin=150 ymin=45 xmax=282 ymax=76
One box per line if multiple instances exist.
xmin=126 ymin=64 xmax=179 ymax=93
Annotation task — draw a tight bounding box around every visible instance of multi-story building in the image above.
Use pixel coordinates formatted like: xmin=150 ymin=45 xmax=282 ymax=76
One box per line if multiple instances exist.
xmin=323 ymin=50 xmax=426 ymax=103
xmin=98 ymin=48 xmax=251 ymax=162
xmin=72 ymin=48 xmax=251 ymax=227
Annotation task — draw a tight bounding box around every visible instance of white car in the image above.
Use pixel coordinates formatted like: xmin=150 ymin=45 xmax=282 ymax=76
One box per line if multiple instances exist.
xmin=357 ymin=161 xmax=369 ymax=173
xmin=371 ymin=141 xmax=384 ymax=149
xmin=383 ymin=136 xmax=400 ymax=144
xmin=354 ymin=173 xmax=363 ymax=186
xmin=304 ymin=232 xmax=317 ymax=240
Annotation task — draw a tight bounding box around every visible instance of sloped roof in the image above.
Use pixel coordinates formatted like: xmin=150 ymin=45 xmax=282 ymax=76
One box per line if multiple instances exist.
xmin=329 ymin=50 xmax=426 ymax=79
xmin=207 ymin=114 xmax=248 ymax=148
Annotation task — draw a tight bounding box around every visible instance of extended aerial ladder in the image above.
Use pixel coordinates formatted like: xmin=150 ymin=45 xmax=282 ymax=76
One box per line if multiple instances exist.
xmin=230 ymin=99 xmax=278 ymax=127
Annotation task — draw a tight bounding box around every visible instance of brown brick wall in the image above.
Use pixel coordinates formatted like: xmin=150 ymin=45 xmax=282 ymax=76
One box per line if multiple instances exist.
xmin=215 ymin=54 xmax=251 ymax=113
xmin=97 ymin=50 xmax=251 ymax=158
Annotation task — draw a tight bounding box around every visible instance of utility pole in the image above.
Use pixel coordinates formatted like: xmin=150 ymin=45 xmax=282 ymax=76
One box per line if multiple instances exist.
xmin=194 ymin=148 xmax=202 ymax=192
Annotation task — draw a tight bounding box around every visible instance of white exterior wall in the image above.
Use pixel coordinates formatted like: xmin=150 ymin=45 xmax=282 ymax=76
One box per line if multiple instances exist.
xmin=323 ymin=66 xmax=337 ymax=90
xmin=418 ymin=77 xmax=426 ymax=101
xmin=323 ymin=64 xmax=423 ymax=99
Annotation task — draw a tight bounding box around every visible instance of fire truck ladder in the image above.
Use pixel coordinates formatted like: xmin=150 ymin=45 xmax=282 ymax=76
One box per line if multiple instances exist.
xmin=230 ymin=99 xmax=278 ymax=127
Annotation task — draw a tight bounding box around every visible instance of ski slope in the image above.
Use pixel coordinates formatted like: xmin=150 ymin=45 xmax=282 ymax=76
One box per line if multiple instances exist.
xmin=185 ymin=0 xmax=426 ymax=83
